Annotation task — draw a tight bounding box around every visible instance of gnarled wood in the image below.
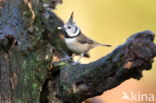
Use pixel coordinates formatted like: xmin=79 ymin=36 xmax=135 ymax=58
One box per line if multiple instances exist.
xmin=48 ymin=31 xmax=156 ymax=103
xmin=0 ymin=0 xmax=156 ymax=103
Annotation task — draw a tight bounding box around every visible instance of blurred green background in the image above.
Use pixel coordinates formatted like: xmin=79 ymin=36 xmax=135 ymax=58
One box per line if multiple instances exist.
xmin=54 ymin=0 xmax=156 ymax=103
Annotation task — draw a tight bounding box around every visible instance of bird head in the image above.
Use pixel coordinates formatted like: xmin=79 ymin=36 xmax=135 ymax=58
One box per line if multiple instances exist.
xmin=58 ymin=12 xmax=80 ymax=38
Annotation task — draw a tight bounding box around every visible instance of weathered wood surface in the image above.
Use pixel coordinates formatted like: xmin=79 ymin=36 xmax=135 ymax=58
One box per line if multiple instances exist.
xmin=48 ymin=31 xmax=156 ymax=103
xmin=0 ymin=0 xmax=155 ymax=103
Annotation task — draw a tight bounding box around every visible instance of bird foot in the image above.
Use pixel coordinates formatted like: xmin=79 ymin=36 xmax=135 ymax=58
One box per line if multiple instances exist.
xmin=60 ymin=56 xmax=72 ymax=62
xmin=71 ymin=62 xmax=80 ymax=65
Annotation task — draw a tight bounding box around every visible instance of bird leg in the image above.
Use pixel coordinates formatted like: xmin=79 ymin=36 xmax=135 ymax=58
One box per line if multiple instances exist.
xmin=60 ymin=56 xmax=72 ymax=61
xmin=60 ymin=54 xmax=77 ymax=61
xmin=58 ymin=54 xmax=84 ymax=65
xmin=75 ymin=53 xmax=84 ymax=63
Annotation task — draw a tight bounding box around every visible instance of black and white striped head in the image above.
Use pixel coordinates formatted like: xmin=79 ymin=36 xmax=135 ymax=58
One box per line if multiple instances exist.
xmin=58 ymin=12 xmax=80 ymax=38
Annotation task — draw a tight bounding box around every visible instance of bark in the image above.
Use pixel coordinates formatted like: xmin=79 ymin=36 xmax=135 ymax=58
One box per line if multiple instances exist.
xmin=0 ymin=0 xmax=30 ymax=103
xmin=0 ymin=52 xmax=12 ymax=103
xmin=48 ymin=30 xmax=156 ymax=103
xmin=0 ymin=0 xmax=156 ymax=103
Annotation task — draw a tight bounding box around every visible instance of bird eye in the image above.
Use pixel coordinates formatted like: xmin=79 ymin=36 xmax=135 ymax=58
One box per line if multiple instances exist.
xmin=67 ymin=26 xmax=71 ymax=29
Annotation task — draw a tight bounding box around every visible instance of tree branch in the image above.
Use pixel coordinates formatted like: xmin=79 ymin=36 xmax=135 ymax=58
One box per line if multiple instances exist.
xmin=1 ymin=0 xmax=156 ymax=103
xmin=49 ymin=30 xmax=156 ymax=103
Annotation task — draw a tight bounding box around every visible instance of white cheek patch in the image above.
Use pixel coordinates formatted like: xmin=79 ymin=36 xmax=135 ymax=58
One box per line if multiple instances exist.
xmin=65 ymin=38 xmax=76 ymax=43
xmin=66 ymin=26 xmax=80 ymax=37
xmin=74 ymin=27 xmax=80 ymax=36
xmin=66 ymin=30 xmax=74 ymax=37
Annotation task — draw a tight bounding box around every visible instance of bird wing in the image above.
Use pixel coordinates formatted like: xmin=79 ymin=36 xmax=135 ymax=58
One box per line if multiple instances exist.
xmin=77 ymin=33 xmax=94 ymax=44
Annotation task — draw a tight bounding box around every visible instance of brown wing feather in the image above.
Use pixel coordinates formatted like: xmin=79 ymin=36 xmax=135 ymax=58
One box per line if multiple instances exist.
xmin=77 ymin=33 xmax=94 ymax=44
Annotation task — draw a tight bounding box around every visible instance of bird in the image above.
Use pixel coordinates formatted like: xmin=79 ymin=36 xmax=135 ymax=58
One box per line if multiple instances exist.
xmin=58 ymin=12 xmax=111 ymax=63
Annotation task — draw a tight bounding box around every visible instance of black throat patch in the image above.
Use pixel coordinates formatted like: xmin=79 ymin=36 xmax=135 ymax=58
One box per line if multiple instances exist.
xmin=64 ymin=30 xmax=81 ymax=38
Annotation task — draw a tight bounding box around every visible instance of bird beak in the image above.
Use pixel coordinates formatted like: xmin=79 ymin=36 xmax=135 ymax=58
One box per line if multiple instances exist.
xmin=58 ymin=26 xmax=63 ymax=30
xmin=57 ymin=26 xmax=67 ymax=36
xmin=58 ymin=26 xmax=66 ymax=30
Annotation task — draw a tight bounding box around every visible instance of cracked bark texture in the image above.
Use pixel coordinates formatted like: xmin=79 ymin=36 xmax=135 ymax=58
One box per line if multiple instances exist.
xmin=0 ymin=0 xmax=156 ymax=103
xmin=47 ymin=30 xmax=156 ymax=103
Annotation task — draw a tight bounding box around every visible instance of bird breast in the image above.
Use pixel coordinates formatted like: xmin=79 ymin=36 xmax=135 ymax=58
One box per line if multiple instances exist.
xmin=65 ymin=38 xmax=92 ymax=54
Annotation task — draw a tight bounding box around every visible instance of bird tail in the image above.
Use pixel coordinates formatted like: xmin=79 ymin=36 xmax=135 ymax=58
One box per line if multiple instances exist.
xmin=95 ymin=42 xmax=111 ymax=47
xmin=99 ymin=43 xmax=111 ymax=47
